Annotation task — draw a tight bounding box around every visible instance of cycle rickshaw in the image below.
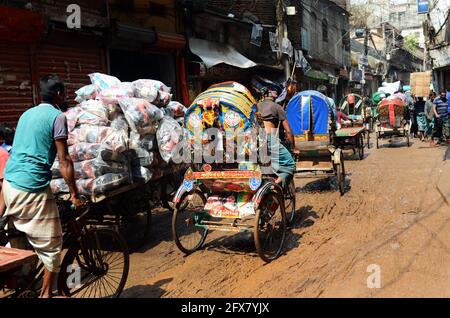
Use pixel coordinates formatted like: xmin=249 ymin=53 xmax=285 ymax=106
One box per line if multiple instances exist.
xmin=171 ymin=82 xmax=295 ymax=263
xmin=286 ymin=90 xmax=346 ymax=195
xmin=335 ymin=93 xmax=369 ymax=160
xmin=375 ymin=98 xmax=410 ymax=148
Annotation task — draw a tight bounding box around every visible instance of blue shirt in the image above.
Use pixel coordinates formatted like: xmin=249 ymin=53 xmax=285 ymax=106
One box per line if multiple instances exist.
xmin=433 ymin=97 xmax=449 ymax=118
xmin=447 ymin=91 xmax=450 ymax=113
xmin=5 ymin=104 xmax=63 ymax=193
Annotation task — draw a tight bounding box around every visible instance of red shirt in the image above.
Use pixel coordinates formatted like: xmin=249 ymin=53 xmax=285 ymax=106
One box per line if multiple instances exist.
xmin=0 ymin=147 xmax=9 ymax=180
xmin=337 ymin=111 xmax=349 ymax=124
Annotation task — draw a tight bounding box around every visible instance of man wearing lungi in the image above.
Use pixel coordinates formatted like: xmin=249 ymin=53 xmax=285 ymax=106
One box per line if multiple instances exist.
xmin=258 ymin=87 xmax=296 ymax=189
xmin=0 ymin=75 xmax=85 ymax=297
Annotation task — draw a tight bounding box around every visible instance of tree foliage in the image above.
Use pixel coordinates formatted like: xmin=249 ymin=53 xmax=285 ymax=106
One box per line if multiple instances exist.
xmin=349 ymin=4 xmax=371 ymax=28
xmin=403 ymin=34 xmax=419 ymax=54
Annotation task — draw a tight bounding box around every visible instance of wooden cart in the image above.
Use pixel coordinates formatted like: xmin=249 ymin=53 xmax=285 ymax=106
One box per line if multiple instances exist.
xmin=335 ymin=127 xmax=368 ymax=160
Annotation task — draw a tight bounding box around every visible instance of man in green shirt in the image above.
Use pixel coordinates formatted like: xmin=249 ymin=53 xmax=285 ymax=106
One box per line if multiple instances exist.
xmin=0 ymin=75 xmax=85 ymax=297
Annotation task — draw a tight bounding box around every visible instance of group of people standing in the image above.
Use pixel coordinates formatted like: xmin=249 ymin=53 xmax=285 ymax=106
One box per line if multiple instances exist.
xmin=411 ymin=89 xmax=449 ymax=145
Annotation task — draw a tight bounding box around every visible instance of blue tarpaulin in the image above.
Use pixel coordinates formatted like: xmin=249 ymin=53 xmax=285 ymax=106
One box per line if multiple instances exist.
xmin=286 ymin=90 xmax=334 ymax=137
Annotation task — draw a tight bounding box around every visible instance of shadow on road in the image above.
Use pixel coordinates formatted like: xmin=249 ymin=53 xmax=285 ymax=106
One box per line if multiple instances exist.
xmin=121 ymin=278 xmax=173 ymax=298
xmin=298 ymin=175 xmax=352 ymax=194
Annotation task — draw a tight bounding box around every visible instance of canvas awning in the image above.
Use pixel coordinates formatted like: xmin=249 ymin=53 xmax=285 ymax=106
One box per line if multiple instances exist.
xmin=305 ymin=69 xmax=330 ymax=81
xmin=189 ymin=38 xmax=257 ymax=69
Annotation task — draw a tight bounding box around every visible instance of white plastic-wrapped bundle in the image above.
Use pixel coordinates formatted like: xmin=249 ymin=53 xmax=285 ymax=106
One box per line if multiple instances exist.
xmin=118 ymin=98 xmax=164 ymax=135
xmin=75 ymin=84 xmax=99 ymax=103
xmin=68 ymin=125 xmax=128 ymax=153
xmin=65 ymin=107 xmax=82 ymax=132
xmin=129 ymin=132 xmax=155 ymax=151
xmin=89 ymin=73 xmax=121 ymax=90
xmin=132 ymin=79 xmax=172 ymax=106
xmin=128 ymin=147 xmax=155 ymax=167
xmin=68 ymin=143 xmax=128 ymax=163
xmin=110 ymin=115 xmax=129 ymax=133
xmin=156 ymin=116 xmax=183 ymax=163
xmin=132 ymin=80 xmax=159 ymax=103
xmin=52 ymin=158 xmax=128 ymax=180
xmin=51 ymin=173 xmax=131 ymax=196
xmin=164 ymin=101 xmax=187 ymax=119
xmin=79 ymin=100 xmax=109 ymax=121
xmin=97 ymin=83 xmax=134 ymax=105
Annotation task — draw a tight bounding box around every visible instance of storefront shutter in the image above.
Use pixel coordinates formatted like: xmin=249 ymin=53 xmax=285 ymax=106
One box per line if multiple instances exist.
xmin=35 ymin=44 xmax=106 ymax=106
xmin=0 ymin=43 xmax=33 ymax=124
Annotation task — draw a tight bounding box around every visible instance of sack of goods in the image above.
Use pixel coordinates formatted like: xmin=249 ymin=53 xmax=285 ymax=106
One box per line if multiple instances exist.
xmin=50 ymin=72 xmax=187 ymax=197
xmin=118 ymin=98 xmax=164 ymax=135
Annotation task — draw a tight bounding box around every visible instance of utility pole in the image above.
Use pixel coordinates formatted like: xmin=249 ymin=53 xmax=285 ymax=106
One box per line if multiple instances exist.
xmin=276 ymin=0 xmax=291 ymax=81
xmin=361 ymin=26 xmax=369 ymax=96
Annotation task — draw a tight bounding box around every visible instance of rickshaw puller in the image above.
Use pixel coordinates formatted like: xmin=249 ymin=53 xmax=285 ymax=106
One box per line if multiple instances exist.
xmin=257 ymin=87 xmax=296 ymax=189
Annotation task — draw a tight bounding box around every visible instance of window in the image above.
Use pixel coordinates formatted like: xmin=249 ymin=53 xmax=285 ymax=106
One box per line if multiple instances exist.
xmin=301 ymin=27 xmax=310 ymax=51
xmin=342 ymin=29 xmax=350 ymax=52
xmin=398 ymin=12 xmax=405 ymax=23
xmin=322 ymin=19 xmax=328 ymax=42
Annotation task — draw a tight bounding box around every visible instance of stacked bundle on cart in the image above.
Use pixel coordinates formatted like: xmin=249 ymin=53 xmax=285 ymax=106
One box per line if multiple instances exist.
xmin=50 ymin=73 xmax=187 ymax=197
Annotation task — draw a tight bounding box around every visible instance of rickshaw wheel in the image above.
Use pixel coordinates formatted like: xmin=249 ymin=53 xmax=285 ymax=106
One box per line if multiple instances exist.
xmin=284 ymin=179 xmax=296 ymax=226
xmin=172 ymin=190 xmax=208 ymax=255
xmin=358 ymin=134 xmax=365 ymax=160
xmin=254 ymin=191 xmax=286 ymax=263
xmin=336 ymin=155 xmax=346 ymax=196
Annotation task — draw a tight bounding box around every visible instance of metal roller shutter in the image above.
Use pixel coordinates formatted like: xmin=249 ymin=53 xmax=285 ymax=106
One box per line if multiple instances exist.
xmin=35 ymin=44 xmax=106 ymax=106
xmin=0 ymin=43 xmax=33 ymax=124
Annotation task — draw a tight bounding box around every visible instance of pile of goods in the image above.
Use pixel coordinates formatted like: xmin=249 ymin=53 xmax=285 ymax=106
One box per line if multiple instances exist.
xmin=51 ymin=73 xmax=187 ymax=196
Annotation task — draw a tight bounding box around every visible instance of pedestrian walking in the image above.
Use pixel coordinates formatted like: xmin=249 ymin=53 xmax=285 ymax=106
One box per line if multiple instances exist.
xmin=415 ymin=97 xmax=427 ymax=141
xmin=431 ymin=89 xmax=449 ymax=146
xmin=425 ymin=91 xmax=436 ymax=140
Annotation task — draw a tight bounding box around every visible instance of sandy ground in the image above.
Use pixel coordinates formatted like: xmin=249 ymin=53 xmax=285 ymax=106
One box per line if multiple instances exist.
xmin=121 ymin=134 xmax=450 ymax=298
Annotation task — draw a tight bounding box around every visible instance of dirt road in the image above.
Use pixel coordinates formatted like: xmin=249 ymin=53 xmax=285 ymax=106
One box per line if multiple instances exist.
xmin=121 ymin=135 xmax=450 ymax=298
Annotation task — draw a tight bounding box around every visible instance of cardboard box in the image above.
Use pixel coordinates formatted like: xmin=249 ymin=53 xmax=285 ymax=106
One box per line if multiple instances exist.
xmin=410 ymin=71 xmax=432 ymax=97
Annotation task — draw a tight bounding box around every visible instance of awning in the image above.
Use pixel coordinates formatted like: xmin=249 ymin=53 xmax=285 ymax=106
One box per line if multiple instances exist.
xmin=189 ymin=38 xmax=257 ymax=69
xmin=305 ymin=69 xmax=330 ymax=81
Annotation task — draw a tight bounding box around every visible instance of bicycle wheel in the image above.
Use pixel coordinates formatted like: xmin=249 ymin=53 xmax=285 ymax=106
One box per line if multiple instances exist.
xmin=58 ymin=228 xmax=129 ymax=298
xmin=358 ymin=134 xmax=364 ymax=160
xmin=254 ymin=191 xmax=286 ymax=263
xmin=172 ymin=191 xmax=208 ymax=255
xmin=284 ymin=179 xmax=296 ymax=226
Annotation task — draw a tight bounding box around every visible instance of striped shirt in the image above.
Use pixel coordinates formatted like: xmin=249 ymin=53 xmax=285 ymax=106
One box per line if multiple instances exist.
xmin=433 ymin=97 xmax=449 ymax=118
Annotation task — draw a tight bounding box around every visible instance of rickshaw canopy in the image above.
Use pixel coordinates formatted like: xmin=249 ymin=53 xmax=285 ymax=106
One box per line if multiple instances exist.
xmin=339 ymin=94 xmax=364 ymax=120
xmin=185 ymin=82 xmax=257 ymax=134
xmin=286 ymin=90 xmax=335 ymax=142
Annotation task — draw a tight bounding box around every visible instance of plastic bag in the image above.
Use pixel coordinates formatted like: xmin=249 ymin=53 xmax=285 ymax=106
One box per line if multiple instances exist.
xmin=52 ymin=158 xmax=128 ymax=179
xmin=51 ymin=173 xmax=131 ymax=196
xmin=129 ymin=132 xmax=155 ymax=151
xmin=110 ymin=115 xmax=129 ymax=133
xmin=128 ymin=147 xmax=155 ymax=167
xmin=118 ymin=98 xmax=164 ymax=135
xmin=131 ymin=165 xmax=153 ymax=183
xmin=132 ymin=80 xmax=159 ymax=103
xmin=65 ymin=106 xmax=82 ymax=132
xmin=79 ymin=100 xmax=109 ymax=121
xmin=68 ymin=143 xmax=128 ymax=163
xmin=77 ymin=110 xmax=109 ymax=127
xmin=68 ymin=125 xmax=128 ymax=153
xmin=157 ymin=116 xmax=183 ymax=163
xmin=97 ymin=83 xmax=134 ymax=105
xmin=165 ymin=101 xmax=187 ymax=119
xmin=89 ymin=73 xmax=121 ymax=91
xmin=75 ymin=84 xmax=98 ymax=103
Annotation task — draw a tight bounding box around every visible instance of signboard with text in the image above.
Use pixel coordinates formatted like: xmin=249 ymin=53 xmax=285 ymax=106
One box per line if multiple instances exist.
xmin=418 ymin=0 xmax=429 ymax=14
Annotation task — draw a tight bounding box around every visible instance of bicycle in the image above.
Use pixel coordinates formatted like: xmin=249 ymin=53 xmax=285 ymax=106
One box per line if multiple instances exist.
xmin=0 ymin=197 xmax=130 ymax=298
